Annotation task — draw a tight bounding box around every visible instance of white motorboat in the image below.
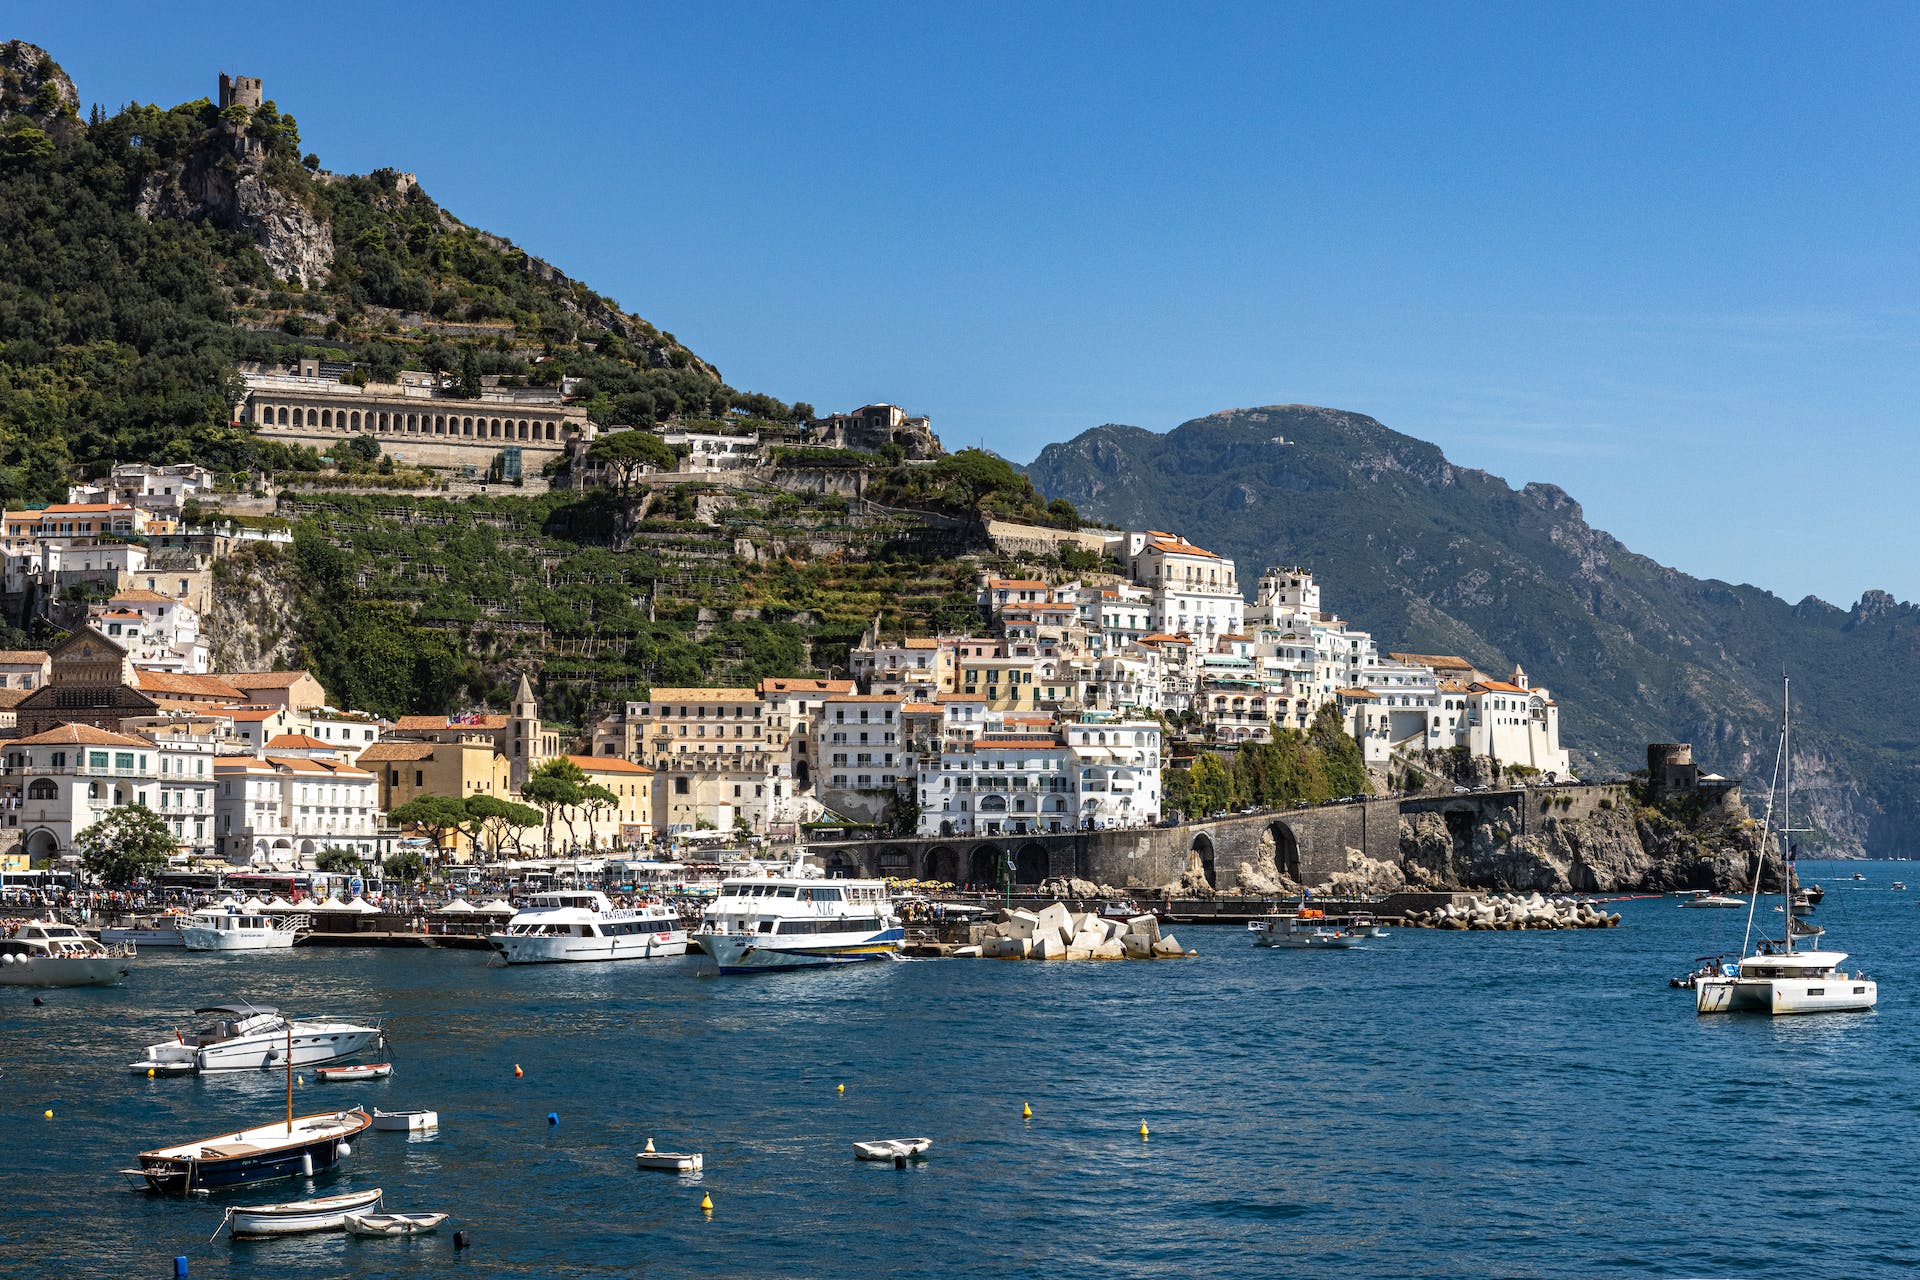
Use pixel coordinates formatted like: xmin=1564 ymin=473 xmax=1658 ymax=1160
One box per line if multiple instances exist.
xmin=853 ymin=1137 xmax=932 ymax=1161
xmin=129 ymin=1003 xmax=384 ymax=1074
xmin=100 ymin=911 xmax=190 ymax=948
xmin=371 ymin=1109 xmax=438 ymax=1132
xmin=1696 ymin=678 xmax=1878 ymax=1017
xmin=345 ymin=1211 xmax=446 ymax=1237
xmin=1681 ymin=893 xmax=1747 ymax=909
xmin=694 ymin=874 xmax=902 ymax=973
xmin=0 ymin=919 xmax=134 ymax=987
xmin=180 ymin=907 xmax=303 ymax=951
xmin=226 ymin=1187 xmax=383 ymax=1237
xmin=485 ymin=892 xmax=688 ymax=964
xmin=634 ymin=1138 xmax=702 ymax=1172
xmin=1248 ymin=910 xmax=1362 ymax=949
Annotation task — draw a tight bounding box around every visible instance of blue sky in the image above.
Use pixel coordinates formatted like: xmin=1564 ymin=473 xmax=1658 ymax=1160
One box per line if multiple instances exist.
xmin=19 ymin=3 xmax=1920 ymax=605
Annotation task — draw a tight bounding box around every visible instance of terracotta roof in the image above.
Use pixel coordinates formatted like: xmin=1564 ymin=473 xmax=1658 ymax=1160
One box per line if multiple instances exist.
xmin=224 ymin=707 xmax=283 ymax=722
xmin=1437 ymin=680 xmax=1470 ymax=694
xmin=214 ymin=758 xmax=277 ymax=774
xmin=825 ymin=694 xmax=904 ymax=703
xmin=265 ymin=733 xmax=333 ymax=750
xmin=902 ymin=702 xmax=943 ymax=714
xmin=1335 ymin=688 xmax=1378 ymax=699
xmin=224 ymin=670 xmax=316 ymax=688
xmin=0 ymin=650 xmax=47 ymax=665
xmin=567 ymin=754 xmax=652 ymax=774
xmin=972 ymin=736 xmax=1064 ymax=749
xmin=902 ymin=638 xmax=939 ymax=649
xmin=1143 ymin=536 xmax=1219 ymax=558
xmin=356 ymin=742 xmax=437 ymax=762
xmin=95 ymin=610 xmax=144 ymax=621
xmin=108 ymin=588 xmax=175 ymax=604
xmin=134 ymin=671 xmax=245 ymax=699
xmin=986 ymin=579 xmax=1049 ymax=590
xmin=313 ymin=760 xmax=371 ymax=777
xmin=1388 ymin=652 xmax=1478 ymax=671
xmin=393 ymin=713 xmax=510 ymax=730
xmin=14 ymin=723 xmax=151 ymax=748
xmin=647 ymin=688 xmax=759 ymax=702
xmin=1472 ymin=681 xmax=1531 ymax=695
xmin=0 ymin=689 xmax=27 ymax=709
xmin=1138 ymin=633 xmax=1191 ymax=645
xmin=757 ymin=678 xmax=854 ymax=695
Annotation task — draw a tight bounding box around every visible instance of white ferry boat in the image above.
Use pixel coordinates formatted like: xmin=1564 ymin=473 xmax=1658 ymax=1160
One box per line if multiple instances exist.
xmin=1248 ymin=909 xmax=1364 ymax=950
xmin=694 ymin=876 xmax=902 ymax=974
xmin=180 ymin=907 xmax=301 ymax=951
xmin=0 ymin=919 xmax=135 ymax=986
xmin=486 ymin=891 xmax=688 ymax=964
xmin=101 ymin=911 xmax=191 ymax=948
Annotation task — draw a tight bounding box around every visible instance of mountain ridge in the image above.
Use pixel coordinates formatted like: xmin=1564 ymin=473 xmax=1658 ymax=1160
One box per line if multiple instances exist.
xmin=1024 ymin=405 xmax=1920 ymax=856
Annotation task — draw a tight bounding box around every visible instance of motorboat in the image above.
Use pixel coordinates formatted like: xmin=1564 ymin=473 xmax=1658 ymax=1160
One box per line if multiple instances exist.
xmin=1696 ymin=677 xmax=1878 ymax=1017
xmin=693 ymin=875 xmax=903 ymax=973
xmin=485 ymin=892 xmax=687 ymax=964
xmin=370 ymin=1109 xmax=438 ymax=1133
xmin=0 ymin=919 xmax=134 ymax=987
xmin=1681 ymin=893 xmax=1747 ymax=909
xmin=345 ymin=1211 xmax=446 ymax=1237
xmin=124 ymin=1107 xmax=371 ymax=1195
xmin=1248 ymin=909 xmax=1362 ymax=949
xmin=853 ymin=1137 xmax=932 ymax=1161
xmin=635 ymin=1138 xmax=702 ymax=1172
xmin=180 ymin=907 xmax=302 ymax=951
xmin=315 ymin=1062 xmax=391 ymax=1082
xmin=129 ymin=1003 xmax=384 ymax=1075
xmin=225 ymin=1188 xmax=383 ymax=1238
xmin=1670 ymin=956 xmax=1739 ymax=990
xmin=1349 ymin=911 xmax=1390 ymax=938
xmin=100 ymin=911 xmax=190 ymax=949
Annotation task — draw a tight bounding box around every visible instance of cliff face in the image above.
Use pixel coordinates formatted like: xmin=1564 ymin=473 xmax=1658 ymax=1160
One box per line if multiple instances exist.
xmin=0 ymin=40 xmax=78 ymax=132
xmin=1399 ymin=801 xmax=1763 ymax=894
xmin=208 ymin=545 xmax=303 ymax=672
xmin=133 ymin=137 xmax=333 ymax=287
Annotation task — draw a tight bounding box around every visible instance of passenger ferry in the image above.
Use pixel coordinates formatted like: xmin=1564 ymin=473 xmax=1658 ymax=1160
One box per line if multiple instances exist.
xmin=180 ymin=907 xmax=300 ymax=951
xmin=486 ymin=891 xmax=688 ymax=964
xmin=694 ymin=876 xmax=902 ymax=974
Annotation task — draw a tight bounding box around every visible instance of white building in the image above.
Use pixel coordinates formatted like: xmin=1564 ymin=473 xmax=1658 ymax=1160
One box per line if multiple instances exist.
xmin=88 ymin=588 xmax=211 ymax=674
xmin=1064 ymin=718 xmax=1161 ymax=830
xmin=6 ymin=721 xmax=217 ymax=863
xmin=660 ymin=430 xmax=760 ymax=470
xmin=818 ymin=694 xmax=909 ymax=793
xmin=214 ymin=734 xmax=383 ymax=868
xmin=68 ymin=463 xmax=215 ymax=515
xmin=1128 ymin=532 xmax=1243 ymax=645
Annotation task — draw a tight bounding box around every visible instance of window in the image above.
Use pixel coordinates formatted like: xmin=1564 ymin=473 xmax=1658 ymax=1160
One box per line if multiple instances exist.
xmin=89 ymin=751 xmax=109 ymax=770
xmin=115 ymin=752 xmax=135 ymax=772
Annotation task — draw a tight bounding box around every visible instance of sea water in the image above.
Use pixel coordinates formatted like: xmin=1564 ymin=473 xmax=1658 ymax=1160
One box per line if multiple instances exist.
xmin=3 ymin=859 xmax=1917 ymax=1278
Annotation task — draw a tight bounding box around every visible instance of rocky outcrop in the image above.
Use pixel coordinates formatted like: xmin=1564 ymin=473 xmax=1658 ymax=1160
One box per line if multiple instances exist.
xmin=1398 ymin=800 xmax=1762 ymax=894
xmin=135 ymin=144 xmax=333 ymax=286
xmin=208 ymin=545 xmax=303 ymax=672
xmin=1318 ymin=847 xmax=1405 ymax=896
xmin=0 ymin=40 xmax=79 ymax=134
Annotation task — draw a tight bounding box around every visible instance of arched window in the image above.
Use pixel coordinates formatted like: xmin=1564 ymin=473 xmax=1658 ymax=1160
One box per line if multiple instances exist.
xmin=26 ymin=778 xmax=57 ymax=800
xmin=321 ymin=409 xmax=332 ymax=429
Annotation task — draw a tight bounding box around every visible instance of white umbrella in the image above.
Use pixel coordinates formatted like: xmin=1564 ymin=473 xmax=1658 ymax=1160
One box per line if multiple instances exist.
xmin=435 ymin=898 xmax=477 ymax=915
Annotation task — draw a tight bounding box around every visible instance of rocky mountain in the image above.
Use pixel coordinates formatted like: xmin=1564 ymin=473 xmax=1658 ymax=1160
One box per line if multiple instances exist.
xmin=1025 ymin=406 xmax=1920 ymax=856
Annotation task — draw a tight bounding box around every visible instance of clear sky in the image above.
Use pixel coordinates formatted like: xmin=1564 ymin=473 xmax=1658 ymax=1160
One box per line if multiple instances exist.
xmin=17 ymin=3 xmax=1920 ymax=606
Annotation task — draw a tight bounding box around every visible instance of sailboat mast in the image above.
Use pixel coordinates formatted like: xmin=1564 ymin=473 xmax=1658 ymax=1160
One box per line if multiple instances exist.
xmin=1782 ymin=676 xmax=1793 ymax=956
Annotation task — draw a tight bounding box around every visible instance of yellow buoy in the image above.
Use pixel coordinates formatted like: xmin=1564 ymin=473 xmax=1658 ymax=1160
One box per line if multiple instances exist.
xmin=699 ymin=1192 xmax=713 ymax=1213
xmin=1140 ymin=1121 xmax=1150 ymax=1139
xmin=147 ymin=1068 xmax=155 ymax=1078
xmin=836 ymin=1083 xmax=845 ymax=1094
xmin=643 ymin=1137 xmax=656 ymax=1154
xmin=1021 ymin=1102 xmax=1032 ymax=1119
xmin=43 ymin=1109 xmax=53 ymax=1119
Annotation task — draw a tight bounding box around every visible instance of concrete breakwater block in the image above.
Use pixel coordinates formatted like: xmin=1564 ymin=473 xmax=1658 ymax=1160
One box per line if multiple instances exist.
xmin=1396 ymin=893 xmax=1622 ymax=931
xmin=960 ymin=901 xmax=1196 ymax=959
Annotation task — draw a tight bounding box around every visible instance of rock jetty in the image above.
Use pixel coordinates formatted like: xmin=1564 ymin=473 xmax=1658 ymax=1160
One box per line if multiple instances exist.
xmin=1398 ymin=893 xmax=1620 ymax=931
xmin=953 ymin=902 xmax=1196 ymax=960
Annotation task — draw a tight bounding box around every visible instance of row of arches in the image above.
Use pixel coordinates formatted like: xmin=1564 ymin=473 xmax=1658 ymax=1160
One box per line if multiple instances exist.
xmin=255 ymin=404 xmax=563 ymax=442
xmin=822 ymin=842 xmax=1055 ymax=887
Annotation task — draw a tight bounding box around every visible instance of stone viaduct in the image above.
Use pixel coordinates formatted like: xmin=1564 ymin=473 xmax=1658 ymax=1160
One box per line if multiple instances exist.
xmin=803 ymin=783 xmax=1631 ymax=893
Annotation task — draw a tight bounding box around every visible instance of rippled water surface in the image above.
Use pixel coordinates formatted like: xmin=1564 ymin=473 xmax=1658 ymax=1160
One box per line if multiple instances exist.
xmin=5 ymin=860 xmax=1919 ymax=1278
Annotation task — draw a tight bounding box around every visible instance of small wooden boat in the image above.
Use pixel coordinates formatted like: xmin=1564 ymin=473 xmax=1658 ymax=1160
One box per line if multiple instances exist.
xmin=370 ymin=1108 xmax=438 ymax=1132
xmin=344 ymin=1210 xmax=446 ymax=1237
xmin=125 ymin=1108 xmax=372 ymax=1195
xmin=852 ymin=1137 xmax=932 ymax=1161
xmin=315 ymin=1062 xmax=392 ymax=1082
xmin=634 ymin=1150 xmax=703 ymax=1172
xmin=226 ymin=1187 xmax=383 ymax=1238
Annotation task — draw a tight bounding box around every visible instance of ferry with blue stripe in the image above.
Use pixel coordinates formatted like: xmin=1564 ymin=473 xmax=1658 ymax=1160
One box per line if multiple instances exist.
xmin=694 ymin=874 xmax=902 ymax=973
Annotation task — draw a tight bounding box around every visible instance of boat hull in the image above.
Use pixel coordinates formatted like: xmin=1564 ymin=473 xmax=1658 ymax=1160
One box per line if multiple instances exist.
xmin=634 ymin=1152 xmax=702 ymax=1172
xmin=697 ymin=928 xmax=903 ymax=974
xmin=0 ymin=955 xmax=128 ymax=987
xmin=134 ymin=1109 xmax=372 ymax=1196
xmin=370 ymin=1109 xmax=437 ymax=1132
xmin=1696 ymin=975 xmax=1878 ymax=1015
xmin=345 ymin=1211 xmax=445 ymax=1237
xmin=101 ymin=926 xmax=187 ymax=947
xmin=181 ymin=926 xmax=297 ymax=951
xmin=485 ymin=929 xmax=689 ymax=964
xmin=230 ymin=1189 xmax=383 ymax=1237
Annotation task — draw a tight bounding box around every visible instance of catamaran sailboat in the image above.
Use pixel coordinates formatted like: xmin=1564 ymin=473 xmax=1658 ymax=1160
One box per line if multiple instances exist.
xmin=1695 ymin=678 xmax=1877 ymax=1016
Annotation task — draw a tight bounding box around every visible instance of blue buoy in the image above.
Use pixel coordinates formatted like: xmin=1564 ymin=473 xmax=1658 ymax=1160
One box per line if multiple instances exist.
xmin=547 ymin=1111 xmax=558 ymax=1126
xmin=174 ymin=1258 xmax=189 ymax=1279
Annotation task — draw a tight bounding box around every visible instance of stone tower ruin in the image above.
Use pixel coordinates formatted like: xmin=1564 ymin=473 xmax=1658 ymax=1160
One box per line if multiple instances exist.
xmin=218 ymin=72 xmax=263 ymax=110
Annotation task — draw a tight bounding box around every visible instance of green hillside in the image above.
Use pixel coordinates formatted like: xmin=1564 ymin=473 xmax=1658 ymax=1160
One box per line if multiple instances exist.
xmin=1023 ymin=406 xmax=1920 ymax=854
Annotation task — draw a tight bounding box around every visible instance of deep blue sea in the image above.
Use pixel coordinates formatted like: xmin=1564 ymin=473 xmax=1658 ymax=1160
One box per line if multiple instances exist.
xmin=5 ymin=860 xmax=1918 ymax=1279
